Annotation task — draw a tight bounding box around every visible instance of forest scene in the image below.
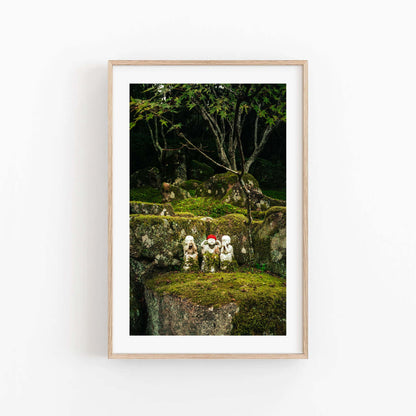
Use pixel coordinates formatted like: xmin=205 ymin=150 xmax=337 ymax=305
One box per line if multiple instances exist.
xmin=129 ymin=84 xmax=287 ymax=335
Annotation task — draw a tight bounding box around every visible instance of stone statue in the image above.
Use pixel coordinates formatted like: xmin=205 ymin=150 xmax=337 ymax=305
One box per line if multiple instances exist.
xmin=220 ymin=235 xmax=236 ymax=271
xmin=201 ymin=234 xmax=221 ymax=273
xmin=182 ymin=235 xmax=199 ymax=272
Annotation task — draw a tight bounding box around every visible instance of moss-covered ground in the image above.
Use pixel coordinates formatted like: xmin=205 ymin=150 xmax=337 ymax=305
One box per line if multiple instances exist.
xmin=130 ymin=187 xmax=163 ymax=203
xmin=172 ymin=197 xmax=269 ymax=219
xmin=145 ymin=270 xmax=286 ymax=335
xmin=129 ymin=183 xmax=285 ymax=220
xmin=172 ymin=197 xmax=246 ymax=218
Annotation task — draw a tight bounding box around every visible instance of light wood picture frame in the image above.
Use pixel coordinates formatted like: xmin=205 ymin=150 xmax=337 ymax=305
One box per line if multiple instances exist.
xmin=108 ymin=60 xmax=308 ymax=359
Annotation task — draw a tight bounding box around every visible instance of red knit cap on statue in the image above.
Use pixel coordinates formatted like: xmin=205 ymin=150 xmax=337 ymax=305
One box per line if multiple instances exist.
xmin=207 ymin=234 xmax=217 ymax=240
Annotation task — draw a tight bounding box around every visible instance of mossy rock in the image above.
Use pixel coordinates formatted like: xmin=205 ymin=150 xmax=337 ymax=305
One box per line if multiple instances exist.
xmin=174 ymin=211 xmax=195 ymax=218
xmin=172 ymin=196 xmax=246 ymax=218
xmin=130 ymin=201 xmax=175 ymax=216
xmin=129 ymin=205 xmax=286 ymax=274
xmin=144 ymin=271 xmax=286 ymax=335
xmin=251 ymin=210 xmax=267 ymax=220
xmin=253 ymin=206 xmax=286 ymax=275
xmin=265 ymin=196 xmax=286 ymax=207
xmin=190 ymin=160 xmax=215 ymax=181
xmin=222 ymin=186 xmax=285 ymax=210
xmin=196 ymin=172 xmax=260 ymax=199
xmin=181 ymin=179 xmax=202 ymax=191
xmin=162 ymin=184 xmax=191 ymax=202
xmin=130 ymin=214 xmax=208 ymax=267
xmin=193 ymin=172 xmax=281 ymax=211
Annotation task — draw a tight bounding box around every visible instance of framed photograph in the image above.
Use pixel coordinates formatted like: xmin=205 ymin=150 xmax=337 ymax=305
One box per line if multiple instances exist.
xmin=108 ymin=60 xmax=308 ymax=358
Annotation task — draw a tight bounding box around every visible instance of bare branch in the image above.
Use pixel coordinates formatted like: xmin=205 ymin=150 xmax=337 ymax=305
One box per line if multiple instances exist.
xmin=177 ymin=131 xmax=239 ymax=175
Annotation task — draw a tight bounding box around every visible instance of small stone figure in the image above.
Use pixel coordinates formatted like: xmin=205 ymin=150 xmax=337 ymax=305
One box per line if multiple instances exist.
xmin=182 ymin=235 xmax=199 ymax=272
xmin=201 ymin=234 xmax=221 ymax=273
xmin=220 ymin=235 xmax=237 ymax=271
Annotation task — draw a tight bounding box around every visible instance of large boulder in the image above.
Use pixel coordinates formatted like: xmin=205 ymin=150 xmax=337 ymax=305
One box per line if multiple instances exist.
xmin=143 ymin=271 xmax=286 ymax=335
xmin=130 ymin=201 xmax=175 ymax=216
xmin=195 ymin=172 xmax=284 ymax=211
xmin=253 ymin=206 xmax=286 ymax=275
xmin=180 ymin=179 xmax=202 ymax=192
xmin=130 ymin=167 xmax=161 ymax=188
xmin=196 ymin=172 xmax=260 ymax=199
xmin=145 ymin=289 xmax=239 ymax=335
xmin=130 ymin=214 xmax=208 ymax=268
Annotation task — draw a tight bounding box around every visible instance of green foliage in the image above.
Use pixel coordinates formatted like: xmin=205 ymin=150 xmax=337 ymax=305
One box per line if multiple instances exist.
xmin=145 ymin=270 xmax=286 ymax=335
xmin=255 ymin=263 xmax=268 ymax=272
xmin=130 ymin=187 xmax=162 ymax=203
xmin=130 ymin=84 xmax=286 ymax=175
xmin=130 ymin=84 xmax=286 ymax=128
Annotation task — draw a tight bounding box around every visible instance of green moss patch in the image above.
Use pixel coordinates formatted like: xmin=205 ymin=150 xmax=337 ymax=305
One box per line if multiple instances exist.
xmin=174 ymin=211 xmax=195 ymax=218
xmin=145 ymin=270 xmax=286 ymax=335
xmin=181 ymin=179 xmax=202 ymax=191
xmin=172 ymin=197 xmax=247 ymax=218
xmin=130 ymin=187 xmax=162 ymax=203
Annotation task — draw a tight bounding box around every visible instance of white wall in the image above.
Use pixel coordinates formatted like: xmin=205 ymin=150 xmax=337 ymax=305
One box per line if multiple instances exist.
xmin=1 ymin=1 xmax=415 ymax=415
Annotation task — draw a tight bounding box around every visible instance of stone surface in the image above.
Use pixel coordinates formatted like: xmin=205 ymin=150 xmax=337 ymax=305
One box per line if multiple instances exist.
xmin=222 ymin=185 xmax=286 ymax=210
xmin=130 ymin=207 xmax=286 ymax=273
xmin=144 ymin=288 xmax=239 ymax=335
xmin=130 ymin=214 xmax=207 ymax=267
xmin=130 ymin=258 xmax=157 ymax=335
xmin=180 ymin=179 xmax=202 ymax=192
xmin=130 ymin=201 xmax=175 ymax=216
xmin=143 ymin=271 xmax=286 ymax=335
xmin=194 ymin=171 xmax=285 ymax=211
xmin=161 ymin=183 xmax=191 ymax=203
xmin=196 ymin=172 xmax=260 ymax=199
